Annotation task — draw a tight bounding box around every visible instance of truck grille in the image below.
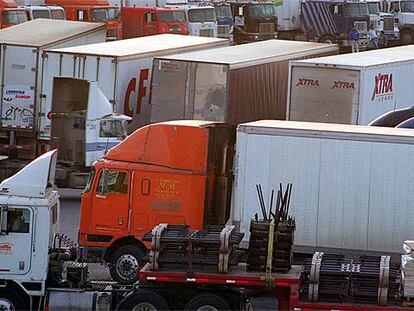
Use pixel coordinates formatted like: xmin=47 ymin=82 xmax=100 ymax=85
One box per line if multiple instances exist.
xmin=106 ymin=29 xmax=118 ymax=40
xmin=354 ymin=21 xmax=367 ymax=32
xmin=383 ymin=17 xmax=395 ymax=31
xmin=200 ymin=28 xmax=214 ymax=37
xmin=218 ymin=25 xmax=230 ymax=38
xmin=259 ymin=22 xmax=274 ymax=34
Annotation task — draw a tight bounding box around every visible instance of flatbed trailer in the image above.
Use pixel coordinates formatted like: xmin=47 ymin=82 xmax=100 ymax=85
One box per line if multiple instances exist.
xmin=123 ymin=263 xmax=413 ymax=311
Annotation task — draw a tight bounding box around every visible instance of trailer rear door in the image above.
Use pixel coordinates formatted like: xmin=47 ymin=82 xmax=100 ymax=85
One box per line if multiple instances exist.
xmin=1 ymin=46 xmax=37 ymax=130
xmin=288 ymin=66 xmax=360 ymax=124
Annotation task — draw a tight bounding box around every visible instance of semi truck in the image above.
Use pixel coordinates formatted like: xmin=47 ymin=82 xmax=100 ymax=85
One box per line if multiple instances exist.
xmin=150 ymin=39 xmax=338 ymax=125
xmin=126 ymin=0 xmax=219 ymax=38
xmin=385 ymin=0 xmax=414 ymax=44
xmin=276 ymin=0 xmax=399 ymax=47
xmin=1 ymin=147 xmax=414 ymax=311
xmin=121 ymin=6 xmax=188 ymax=38
xmin=78 ymin=119 xmax=414 ymax=284
xmin=229 ymin=1 xmax=278 ymax=44
xmin=287 ymin=45 xmax=414 ymax=125
xmin=45 ymin=0 xmax=122 ymax=40
xmin=0 ymin=0 xmax=28 ymax=28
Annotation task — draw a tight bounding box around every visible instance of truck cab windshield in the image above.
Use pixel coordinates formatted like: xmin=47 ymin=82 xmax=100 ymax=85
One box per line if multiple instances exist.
xmin=51 ymin=9 xmax=65 ymax=20
xmin=188 ymin=8 xmax=216 ymax=23
xmin=368 ymin=2 xmax=381 ymax=15
xmin=2 ymin=10 xmax=28 ymax=25
xmin=248 ymin=4 xmax=277 ymax=18
xmin=91 ymin=7 xmax=120 ymax=22
xmin=32 ymin=9 xmax=51 ymax=19
xmin=99 ymin=119 xmax=127 ymax=138
xmin=215 ymin=5 xmax=232 ymax=18
xmin=343 ymin=3 xmax=369 ymax=16
xmin=401 ymin=1 xmax=414 ymax=12
xmin=159 ymin=11 xmax=186 ymax=22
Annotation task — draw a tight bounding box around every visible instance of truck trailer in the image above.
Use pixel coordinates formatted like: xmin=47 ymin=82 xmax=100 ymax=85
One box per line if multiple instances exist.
xmin=150 ymin=39 xmax=338 ymax=125
xmin=78 ymin=119 xmax=414 ymax=284
xmin=288 ymin=45 xmax=414 ymax=125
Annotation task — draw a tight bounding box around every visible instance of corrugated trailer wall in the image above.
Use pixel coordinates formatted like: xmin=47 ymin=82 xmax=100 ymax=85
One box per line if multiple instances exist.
xmin=233 ymin=121 xmax=414 ymax=254
xmin=227 ymin=50 xmax=339 ymax=124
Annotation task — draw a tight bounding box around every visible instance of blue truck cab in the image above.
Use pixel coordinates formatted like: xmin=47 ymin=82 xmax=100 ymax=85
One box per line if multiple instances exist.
xmin=302 ymin=0 xmax=370 ymax=49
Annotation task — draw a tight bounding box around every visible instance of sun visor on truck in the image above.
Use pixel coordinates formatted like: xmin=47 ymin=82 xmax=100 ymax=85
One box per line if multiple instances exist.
xmin=105 ymin=122 xmax=212 ymax=174
xmin=0 ymin=149 xmax=57 ymax=198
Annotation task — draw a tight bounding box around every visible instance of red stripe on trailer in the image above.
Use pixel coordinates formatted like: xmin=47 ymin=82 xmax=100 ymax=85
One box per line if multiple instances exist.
xmin=0 ymin=144 xmax=32 ymax=150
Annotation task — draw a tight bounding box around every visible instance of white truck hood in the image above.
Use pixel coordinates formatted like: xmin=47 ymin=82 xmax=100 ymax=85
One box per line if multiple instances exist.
xmin=0 ymin=150 xmax=57 ymax=198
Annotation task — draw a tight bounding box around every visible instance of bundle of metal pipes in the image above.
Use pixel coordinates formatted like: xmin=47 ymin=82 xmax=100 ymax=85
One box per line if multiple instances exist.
xmin=247 ymin=183 xmax=296 ymax=273
xmin=301 ymin=252 xmax=400 ymax=306
xmin=143 ymin=224 xmax=245 ymax=272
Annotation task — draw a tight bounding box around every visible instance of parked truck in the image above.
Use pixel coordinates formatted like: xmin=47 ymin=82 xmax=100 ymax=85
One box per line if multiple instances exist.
xmin=367 ymin=0 xmax=399 ymax=42
xmin=0 ymin=19 xmax=106 ymax=182
xmin=276 ymin=0 xmax=399 ymax=44
xmin=229 ymin=1 xmax=278 ymax=44
xmin=121 ymin=6 xmax=188 ymax=38
xmin=213 ymin=2 xmax=233 ymax=39
xmin=385 ymin=0 xmax=414 ymax=44
xmin=45 ymin=0 xmax=122 ymax=40
xmin=78 ymin=119 xmax=414 ymax=284
xmin=2 ymin=146 xmax=414 ymax=311
xmin=41 ymin=34 xmax=227 ymax=187
xmin=150 ymin=40 xmax=338 ymax=125
xmin=0 ymin=0 xmax=28 ymax=28
xmin=287 ymin=45 xmax=414 ymax=125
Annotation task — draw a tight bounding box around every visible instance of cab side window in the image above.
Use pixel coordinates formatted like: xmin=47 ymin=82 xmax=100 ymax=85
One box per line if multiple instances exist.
xmin=96 ymin=170 xmax=128 ymax=194
xmin=7 ymin=208 xmax=30 ymax=233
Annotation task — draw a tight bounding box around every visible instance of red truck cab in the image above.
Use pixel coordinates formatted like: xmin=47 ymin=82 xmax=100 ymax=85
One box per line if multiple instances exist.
xmin=122 ymin=6 xmax=188 ymax=39
xmin=0 ymin=0 xmax=27 ymax=28
xmin=46 ymin=0 xmax=121 ymax=40
xmin=79 ymin=121 xmax=234 ymax=284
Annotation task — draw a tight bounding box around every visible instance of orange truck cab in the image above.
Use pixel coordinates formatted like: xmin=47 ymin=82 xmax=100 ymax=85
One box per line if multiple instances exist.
xmin=121 ymin=6 xmax=188 ymax=39
xmin=79 ymin=121 xmax=235 ymax=284
xmin=0 ymin=0 xmax=28 ymax=28
xmin=46 ymin=0 xmax=121 ymax=40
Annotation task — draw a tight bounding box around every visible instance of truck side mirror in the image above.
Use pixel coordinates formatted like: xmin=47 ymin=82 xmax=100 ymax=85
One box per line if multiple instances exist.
xmin=238 ymin=7 xmax=243 ymax=16
xmin=102 ymin=169 xmax=109 ymax=194
xmin=78 ymin=10 xmax=84 ymax=21
xmin=334 ymin=5 xmax=339 ymax=14
xmin=146 ymin=12 xmax=155 ymax=23
xmin=0 ymin=205 xmax=8 ymax=235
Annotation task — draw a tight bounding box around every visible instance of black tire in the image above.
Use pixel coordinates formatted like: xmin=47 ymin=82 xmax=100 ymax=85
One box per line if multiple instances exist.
xmin=118 ymin=290 xmax=169 ymax=311
xmin=184 ymin=293 xmax=231 ymax=311
xmin=0 ymin=288 xmax=26 ymax=311
xmin=318 ymin=35 xmax=336 ymax=44
xmin=401 ymin=29 xmax=414 ymax=45
xmin=109 ymin=244 xmax=146 ymax=285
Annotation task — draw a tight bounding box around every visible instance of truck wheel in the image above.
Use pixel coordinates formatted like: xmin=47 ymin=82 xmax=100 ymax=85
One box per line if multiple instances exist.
xmin=401 ymin=29 xmax=414 ymax=45
xmin=318 ymin=35 xmax=336 ymax=44
xmin=118 ymin=290 xmax=169 ymax=311
xmin=0 ymin=288 xmax=26 ymax=311
xmin=184 ymin=293 xmax=231 ymax=311
xmin=109 ymin=245 xmax=145 ymax=285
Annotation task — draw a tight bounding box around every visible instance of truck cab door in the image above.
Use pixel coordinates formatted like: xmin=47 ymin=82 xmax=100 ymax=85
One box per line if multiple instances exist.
xmin=90 ymin=169 xmax=130 ymax=232
xmin=144 ymin=12 xmax=157 ymax=35
xmin=0 ymin=206 xmax=33 ymax=275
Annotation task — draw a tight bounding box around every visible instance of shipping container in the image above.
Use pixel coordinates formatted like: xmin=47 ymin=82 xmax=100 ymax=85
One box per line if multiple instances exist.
xmin=232 ymin=120 xmax=414 ymax=254
xmin=0 ymin=18 xmax=106 ymax=159
xmin=150 ymin=40 xmax=338 ymax=125
xmin=42 ymin=34 xmax=228 ymax=135
xmin=288 ymin=45 xmax=414 ymax=125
